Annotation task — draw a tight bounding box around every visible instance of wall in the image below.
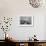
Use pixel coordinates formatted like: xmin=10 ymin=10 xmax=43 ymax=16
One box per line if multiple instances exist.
xmin=8 ymin=16 xmax=45 ymax=40
xmin=0 ymin=16 xmax=45 ymax=40
xmin=44 ymin=16 xmax=46 ymax=40
xmin=0 ymin=0 xmax=46 ymax=40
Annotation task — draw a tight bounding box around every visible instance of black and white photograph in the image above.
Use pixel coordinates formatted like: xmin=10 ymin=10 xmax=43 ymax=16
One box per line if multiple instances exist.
xmin=20 ymin=16 xmax=33 ymax=26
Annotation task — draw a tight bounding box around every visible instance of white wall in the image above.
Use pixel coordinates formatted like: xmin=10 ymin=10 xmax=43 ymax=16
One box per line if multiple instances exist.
xmin=0 ymin=0 xmax=46 ymax=40
xmin=0 ymin=16 xmax=45 ymax=40
xmin=44 ymin=16 xmax=46 ymax=40
xmin=8 ymin=15 xmax=45 ymax=40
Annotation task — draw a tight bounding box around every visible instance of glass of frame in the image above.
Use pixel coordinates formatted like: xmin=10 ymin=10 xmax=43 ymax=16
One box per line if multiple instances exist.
xmin=19 ymin=16 xmax=34 ymax=27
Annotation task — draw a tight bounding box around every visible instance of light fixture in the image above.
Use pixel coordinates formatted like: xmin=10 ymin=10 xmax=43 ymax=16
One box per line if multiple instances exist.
xmin=29 ymin=0 xmax=44 ymax=8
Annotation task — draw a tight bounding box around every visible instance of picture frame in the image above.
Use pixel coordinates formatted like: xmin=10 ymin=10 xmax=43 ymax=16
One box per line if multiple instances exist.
xmin=19 ymin=16 xmax=34 ymax=27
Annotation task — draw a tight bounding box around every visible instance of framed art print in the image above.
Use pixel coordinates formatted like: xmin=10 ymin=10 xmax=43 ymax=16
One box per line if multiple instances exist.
xmin=19 ymin=16 xmax=34 ymax=27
